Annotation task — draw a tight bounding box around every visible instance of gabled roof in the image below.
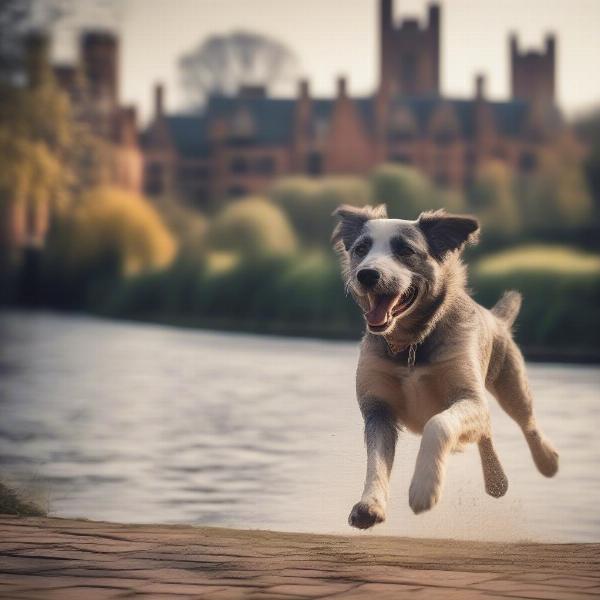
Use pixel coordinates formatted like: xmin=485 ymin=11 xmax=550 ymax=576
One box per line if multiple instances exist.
xmin=388 ymin=96 xmax=531 ymax=138
xmin=146 ymin=92 xmax=559 ymax=159
xmin=205 ymin=96 xmax=297 ymax=145
xmin=165 ymin=115 xmax=209 ymax=158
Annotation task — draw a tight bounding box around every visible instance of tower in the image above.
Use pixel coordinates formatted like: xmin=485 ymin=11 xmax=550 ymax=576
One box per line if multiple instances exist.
xmin=80 ymin=31 xmax=118 ymax=109
xmin=379 ymin=0 xmax=441 ymax=97
xmin=510 ymin=33 xmax=556 ymax=105
xmin=24 ymin=31 xmax=52 ymax=88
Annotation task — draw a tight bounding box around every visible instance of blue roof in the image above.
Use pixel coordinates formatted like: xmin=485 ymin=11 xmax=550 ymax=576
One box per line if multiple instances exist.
xmin=154 ymin=93 xmax=552 ymax=159
xmin=164 ymin=115 xmax=209 ymax=158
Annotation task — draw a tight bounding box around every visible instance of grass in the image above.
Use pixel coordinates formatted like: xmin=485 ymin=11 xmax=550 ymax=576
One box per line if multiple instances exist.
xmin=475 ymin=244 xmax=600 ymax=276
xmin=0 ymin=481 xmax=45 ymax=517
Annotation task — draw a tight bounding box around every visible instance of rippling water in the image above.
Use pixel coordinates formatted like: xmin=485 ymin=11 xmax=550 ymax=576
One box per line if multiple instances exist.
xmin=0 ymin=310 xmax=599 ymax=542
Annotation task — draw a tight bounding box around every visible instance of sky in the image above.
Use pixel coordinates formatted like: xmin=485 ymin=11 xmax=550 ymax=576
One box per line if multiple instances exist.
xmin=49 ymin=0 xmax=600 ymax=124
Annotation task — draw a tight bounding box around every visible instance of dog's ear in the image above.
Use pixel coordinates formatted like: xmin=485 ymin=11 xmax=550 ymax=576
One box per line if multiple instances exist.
xmin=331 ymin=204 xmax=387 ymax=251
xmin=418 ymin=210 xmax=479 ymax=260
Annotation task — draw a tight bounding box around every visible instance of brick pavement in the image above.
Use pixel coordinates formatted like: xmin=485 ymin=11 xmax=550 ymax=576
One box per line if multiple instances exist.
xmin=0 ymin=516 xmax=598 ymax=599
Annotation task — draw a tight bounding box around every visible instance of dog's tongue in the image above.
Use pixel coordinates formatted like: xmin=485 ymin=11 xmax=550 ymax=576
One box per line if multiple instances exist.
xmin=366 ymin=294 xmax=398 ymax=326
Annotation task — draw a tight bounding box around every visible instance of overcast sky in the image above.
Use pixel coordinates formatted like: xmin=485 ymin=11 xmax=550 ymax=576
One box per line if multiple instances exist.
xmin=50 ymin=0 xmax=600 ymax=123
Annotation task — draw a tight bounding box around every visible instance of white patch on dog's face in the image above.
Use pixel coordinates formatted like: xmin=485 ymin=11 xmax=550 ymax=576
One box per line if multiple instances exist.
xmin=357 ymin=219 xmax=415 ymax=291
xmin=350 ymin=219 xmax=425 ymax=334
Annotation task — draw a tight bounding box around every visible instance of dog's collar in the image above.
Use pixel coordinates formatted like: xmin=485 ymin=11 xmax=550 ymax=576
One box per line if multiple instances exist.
xmin=384 ymin=337 xmax=418 ymax=368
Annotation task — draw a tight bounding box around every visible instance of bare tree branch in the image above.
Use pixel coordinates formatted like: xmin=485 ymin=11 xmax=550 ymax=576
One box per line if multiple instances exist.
xmin=179 ymin=30 xmax=300 ymax=109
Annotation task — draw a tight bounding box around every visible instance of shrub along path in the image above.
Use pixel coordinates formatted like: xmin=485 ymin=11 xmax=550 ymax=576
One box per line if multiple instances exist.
xmin=0 ymin=515 xmax=599 ymax=599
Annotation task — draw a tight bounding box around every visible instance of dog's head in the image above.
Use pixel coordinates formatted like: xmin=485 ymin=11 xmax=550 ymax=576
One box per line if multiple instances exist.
xmin=332 ymin=204 xmax=479 ymax=335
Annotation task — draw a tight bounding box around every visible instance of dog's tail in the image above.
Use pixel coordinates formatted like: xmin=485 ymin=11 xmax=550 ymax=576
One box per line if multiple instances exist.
xmin=492 ymin=290 xmax=522 ymax=327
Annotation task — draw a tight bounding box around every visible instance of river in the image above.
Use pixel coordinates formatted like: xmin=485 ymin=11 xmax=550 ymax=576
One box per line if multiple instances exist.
xmin=0 ymin=310 xmax=598 ymax=542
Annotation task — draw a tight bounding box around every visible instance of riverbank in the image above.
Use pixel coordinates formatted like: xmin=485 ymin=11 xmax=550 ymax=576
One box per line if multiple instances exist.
xmin=1 ymin=516 xmax=599 ymax=599
xmin=12 ymin=306 xmax=600 ymax=364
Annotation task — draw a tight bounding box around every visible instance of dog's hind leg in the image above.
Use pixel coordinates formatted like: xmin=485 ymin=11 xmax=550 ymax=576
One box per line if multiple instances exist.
xmin=348 ymin=402 xmax=398 ymax=530
xmin=489 ymin=338 xmax=559 ymax=477
xmin=478 ymin=436 xmax=508 ymax=497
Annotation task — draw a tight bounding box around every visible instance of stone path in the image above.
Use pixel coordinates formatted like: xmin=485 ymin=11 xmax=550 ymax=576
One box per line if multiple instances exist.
xmin=0 ymin=516 xmax=599 ymax=599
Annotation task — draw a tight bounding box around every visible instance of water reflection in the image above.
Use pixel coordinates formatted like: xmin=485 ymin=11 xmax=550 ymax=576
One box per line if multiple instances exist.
xmin=0 ymin=310 xmax=599 ymax=542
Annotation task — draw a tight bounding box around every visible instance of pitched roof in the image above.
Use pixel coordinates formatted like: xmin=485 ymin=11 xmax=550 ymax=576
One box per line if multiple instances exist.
xmin=205 ymin=96 xmax=296 ymax=145
xmin=165 ymin=115 xmax=209 ymax=158
xmin=150 ymin=93 xmax=555 ymax=159
xmin=388 ymin=96 xmax=531 ymax=138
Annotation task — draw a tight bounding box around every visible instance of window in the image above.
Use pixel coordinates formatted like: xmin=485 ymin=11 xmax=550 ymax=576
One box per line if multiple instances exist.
xmin=306 ymin=152 xmax=323 ymax=176
xmin=519 ymin=151 xmax=537 ymax=172
xmin=391 ymin=130 xmax=415 ymax=142
xmin=230 ymin=156 xmax=248 ymax=174
xmin=464 ymin=149 xmax=477 ymax=168
xmin=227 ymin=185 xmax=248 ymax=198
xmin=256 ymin=156 xmax=275 ymax=175
xmin=391 ymin=153 xmax=412 ymax=165
xmin=435 ymin=131 xmax=456 ymax=146
xmin=145 ymin=162 xmax=164 ymax=196
xmin=401 ymin=53 xmax=417 ymax=93
xmin=435 ymin=172 xmax=450 ymax=187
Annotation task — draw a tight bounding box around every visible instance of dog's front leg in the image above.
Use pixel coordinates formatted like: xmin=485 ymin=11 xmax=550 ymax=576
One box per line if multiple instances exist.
xmin=349 ymin=402 xmax=398 ymax=529
xmin=409 ymin=396 xmax=487 ymax=514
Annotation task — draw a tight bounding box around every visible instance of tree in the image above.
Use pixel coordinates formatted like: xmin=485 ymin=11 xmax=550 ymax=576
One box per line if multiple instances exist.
xmin=179 ymin=31 xmax=300 ymax=108
xmin=469 ymin=161 xmax=520 ymax=237
xmin=47 ymin=186 xmax=177 ymax=277
xmin=0 ymin=0 xmax=68 ymax=84
xmin=517 ymin=135 xmax=593 ymax=232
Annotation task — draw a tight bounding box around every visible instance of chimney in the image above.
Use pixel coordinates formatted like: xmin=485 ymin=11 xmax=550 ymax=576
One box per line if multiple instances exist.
xmin=428 ymin=3 xmax=441 ymax=94
xmin=545 ymin=33 xmax=556 ymax=58
xmin=475 ymin=73 xmax=486 ymax=100
xmin=337 ymin=76 xmax=348 ymax=99
xmin=238 ymin=84 xmax=266 ymax=99
xmin=24 ymin=31 xmax=51 ymax=88
xmin=428 ymin=3 xmax=440 ymax=31
xmin=154 ymin=83 xmax=164 ymax=117
xmin=380 ymin=0 xmax=393 ymax=33
xmin=81 ymin=31 xmax=118 ymax=106
xmin=298 ymin=78 xmax=310 ymax=99
xmin=509 ymin=32 xmax=519 ymax=58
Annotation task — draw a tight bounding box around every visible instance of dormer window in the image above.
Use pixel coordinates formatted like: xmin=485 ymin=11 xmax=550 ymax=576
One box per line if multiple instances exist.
xmin=229 ymin=107 xmax=255 ymax=143
xmin=434 ymin=130 xmax=456 ymax=145
xmin=389 ymin=107 xmax=417 ymax=142
xmin=430 ymin=104 xmax=460 ymax=145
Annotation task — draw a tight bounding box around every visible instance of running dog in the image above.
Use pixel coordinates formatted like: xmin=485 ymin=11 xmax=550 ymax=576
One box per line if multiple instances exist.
xmin=332 ymin=204 xmax=559 ymax=529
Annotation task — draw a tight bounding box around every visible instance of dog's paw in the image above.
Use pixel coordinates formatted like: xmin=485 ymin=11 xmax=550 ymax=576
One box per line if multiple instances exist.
xmin=409 ymin=472 xmax=442 ymax=514
xmin=527 ymin=430 xmax=559 ymax=478
xmin=348 ymin=500 xmax=385 ymax=529
xmin=485 ymin=470 xmax=509 ymax=498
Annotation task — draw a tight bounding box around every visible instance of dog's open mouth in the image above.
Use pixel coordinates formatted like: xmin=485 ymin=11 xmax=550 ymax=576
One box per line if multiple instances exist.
xmin=365 ymin=285 xmax=418 ymax=332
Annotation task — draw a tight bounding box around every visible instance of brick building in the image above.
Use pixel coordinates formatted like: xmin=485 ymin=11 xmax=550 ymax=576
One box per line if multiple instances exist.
xmin=1 ymin=31 xmax=142 ymax=251
xmin=141 ymin=1 xmax=565 ymax=208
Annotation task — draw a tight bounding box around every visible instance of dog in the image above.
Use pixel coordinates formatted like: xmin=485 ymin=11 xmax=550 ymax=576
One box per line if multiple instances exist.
xmin=332 ymin=204 xmax=559 ymax=529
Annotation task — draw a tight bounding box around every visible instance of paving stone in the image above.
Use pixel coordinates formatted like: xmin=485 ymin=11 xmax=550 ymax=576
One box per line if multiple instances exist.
xmin=0 ymin=516 xmax=598 ymax=600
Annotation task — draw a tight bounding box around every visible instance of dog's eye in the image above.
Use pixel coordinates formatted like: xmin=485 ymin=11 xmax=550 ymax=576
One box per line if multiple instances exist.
xmin=353 ymin=243 xmax=369 ymax=258
xmin=391 ymin=239 xmax=416 ymax=257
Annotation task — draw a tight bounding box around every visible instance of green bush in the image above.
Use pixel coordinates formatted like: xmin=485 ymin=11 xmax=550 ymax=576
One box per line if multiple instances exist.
xmin=41 ymin=186 xmax=176 ymax=308
xmin=476 ymin=244 xmax=600 ymax=276
xmin=370 ymin=163 xmax=441 ymax=219
xmin=473 ymin=272 xmax=600 ymax=357
xmin=469 ymin=161 xmax=520 ymax=237
xmin=209 ymin=196 xmax=297 ymax=258
xmin=473 ymin=245 xmax=600 ymax=356
xmin=270 ymin=176 xmax=371 ymax=247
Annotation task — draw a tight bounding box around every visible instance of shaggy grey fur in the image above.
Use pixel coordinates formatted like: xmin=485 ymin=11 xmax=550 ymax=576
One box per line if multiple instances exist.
xmin=332 ymin=204 xmax=559 ymax=529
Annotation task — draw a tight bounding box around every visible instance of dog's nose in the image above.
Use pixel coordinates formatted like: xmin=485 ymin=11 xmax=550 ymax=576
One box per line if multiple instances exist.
xmin=357 ymin=268 xmax=380 ymax=288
